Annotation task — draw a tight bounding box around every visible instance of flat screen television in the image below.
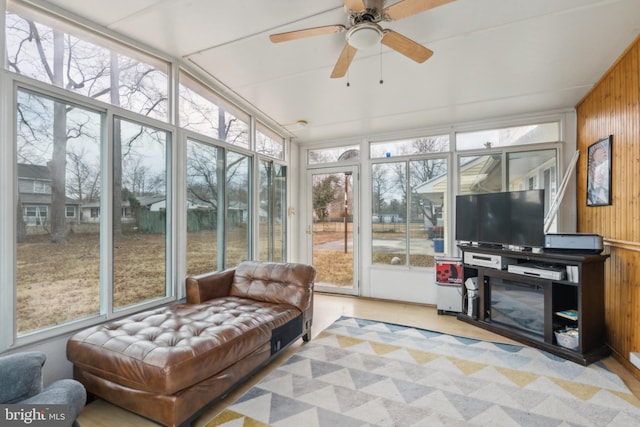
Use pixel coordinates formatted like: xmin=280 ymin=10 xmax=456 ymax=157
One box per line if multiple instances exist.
xmin=455 ymin=189 xmax=545 ymax=248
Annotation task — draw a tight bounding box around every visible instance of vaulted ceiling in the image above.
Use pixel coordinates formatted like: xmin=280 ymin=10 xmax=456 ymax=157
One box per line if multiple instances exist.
xmin=31 ymin=0 xmax=640 ymax=144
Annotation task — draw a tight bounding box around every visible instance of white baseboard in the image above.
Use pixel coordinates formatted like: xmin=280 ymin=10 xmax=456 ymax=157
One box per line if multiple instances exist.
xmin=630 ymin=352 xmax=640 ymax=370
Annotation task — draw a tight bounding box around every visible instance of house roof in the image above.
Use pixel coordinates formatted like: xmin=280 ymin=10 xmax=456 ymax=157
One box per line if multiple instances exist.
xmin=20 ymin=193 xmax=80 ymax=206
xmin=18 ymin=164 xmax=50 ymax=181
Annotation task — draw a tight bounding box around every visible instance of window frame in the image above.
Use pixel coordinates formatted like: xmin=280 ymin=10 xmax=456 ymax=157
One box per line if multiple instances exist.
xmin=370 ymin=153 xmax=449 ymax=267
xmin=367 ymin=120 xmax=564 ymax=268
xmin=308 ymin=144 xmax=360 ymax=165
xmin=4 ymin=77 xmax=179 ymax=348
xmin=178 ymin=71 xmax=250 ymax=147
xmin=111 ymin=114 xmax=174 ymax=311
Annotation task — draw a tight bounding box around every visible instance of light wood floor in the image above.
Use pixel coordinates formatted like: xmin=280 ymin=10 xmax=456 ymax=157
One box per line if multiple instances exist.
xmin=77 ymin=293 xmax=640 ymax=426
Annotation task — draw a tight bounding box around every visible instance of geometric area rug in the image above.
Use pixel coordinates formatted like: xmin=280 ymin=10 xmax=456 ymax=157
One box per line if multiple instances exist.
xmin=205 ymin=316 xmax=640 ymax=426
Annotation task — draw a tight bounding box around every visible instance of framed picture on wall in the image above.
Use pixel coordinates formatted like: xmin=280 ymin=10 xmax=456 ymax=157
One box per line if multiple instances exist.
xmin=586 ymin=135 xmax=612 ymax=206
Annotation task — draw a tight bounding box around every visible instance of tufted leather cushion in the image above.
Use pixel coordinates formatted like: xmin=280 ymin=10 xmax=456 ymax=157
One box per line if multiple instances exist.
xmin=67 ymin=296 xmax=300 ymax=395
xmin=230 ymin=261 xmax=315 ymax=312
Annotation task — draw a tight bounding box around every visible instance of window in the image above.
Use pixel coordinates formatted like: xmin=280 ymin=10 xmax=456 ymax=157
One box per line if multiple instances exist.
xmin=410 ymin=158 xmax=448 ymax=263
xmin=12 ymin=88 xmax=176 ymax=339
xmin=24 ymin=205 xmax=48 ymax=226
xmin=113 ymin=117 xmax=170 ymax=310
xmin=33 ymin=181 xmax=50 ymax=193
xmin=186 ymin=138 xmax=222 ymax=275
xmin=179 ymin=72 xmax=249 ymax=147
xmin=258 ymin=161 xmax=286 ymax=261
xmin=456 ymin=122 xmax=560 ymax=151
xmin=185 ymin=140 xmax=281 ymax=274
xmin=508 ymin=149 xmax=557 ymax=192
xmin=308 ymin=145 xmax=359 ymax=164
xmin=458 ymin=154 xmax=503 ymax=194
xmin=370 ymin=135 xmax=449 ymax=158
xmin=256 ymin=122 xmax=285 ymax=160
xmin=508 ymin=148 xmax=558 ymax=231
xmin=372 ymin=157 xmax=448 ymax=266
xmin=3 ymin=2 xmax=289 ymax=348
xmin=456 ymin=146 xmax=559 ymax=241
xmin=371 ymin=162 xmax=407 ymax=265
xmin=225 ymin=151 xmax=251 ymax=267
xmin=15 ymin=89 xmax=103 ymax=335
xmin=6 ymin=5 xmax=169 ymax=121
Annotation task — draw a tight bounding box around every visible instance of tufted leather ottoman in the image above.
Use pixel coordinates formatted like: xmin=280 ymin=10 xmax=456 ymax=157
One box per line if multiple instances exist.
xmin=67 ymin=261 xmax=315 ymax=427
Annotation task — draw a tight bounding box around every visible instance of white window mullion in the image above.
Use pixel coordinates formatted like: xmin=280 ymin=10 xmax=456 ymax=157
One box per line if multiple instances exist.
xmin=0 ymin=73 xmax=17 ymax=351
xmin=101 ymin=110 xmax=113 ymax=317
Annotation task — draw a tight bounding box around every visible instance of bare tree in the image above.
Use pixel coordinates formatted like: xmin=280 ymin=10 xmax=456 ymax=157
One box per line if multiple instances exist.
xmin=187 ymin=142 xmax=218 ymax=209
xmin=7 ymin=11 xmax=168 ymax=240
xmin=66 ymin=147 xmax=98 ymax=202
xmin=256 ymin=134 xmax=283 ymax=159
xmin=123 ymin=157 xmax=150 ymax=196
xmin=226 ymin=152 xmax=250 ymax=227
xmin=312 ymin=175 xmax=340 ymax=222
xmin=16 ymin=198 xmax=27 ymax=242
xmin=391 ymin=162 xmax=408 ymax=211
xmin=179 ymin=78 xmax=248 ymax=146
xmin=48 ymin=29 xmax=68 ymax=242
xmin=371 ymin=165 xmax=391 ymax=216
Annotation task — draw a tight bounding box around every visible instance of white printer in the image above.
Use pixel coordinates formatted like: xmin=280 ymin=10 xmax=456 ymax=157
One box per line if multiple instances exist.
xmin=544 ymin=233 xmax=603 ymax=253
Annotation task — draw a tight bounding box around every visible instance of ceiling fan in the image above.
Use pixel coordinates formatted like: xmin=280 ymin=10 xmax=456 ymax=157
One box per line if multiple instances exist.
xmin=269 ymin=0 xmax=455 ymax=79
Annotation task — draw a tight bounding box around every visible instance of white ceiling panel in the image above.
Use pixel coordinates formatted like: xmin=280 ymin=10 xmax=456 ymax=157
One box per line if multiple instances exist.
xmin=28 ymin=0 xmax=640 ymax=143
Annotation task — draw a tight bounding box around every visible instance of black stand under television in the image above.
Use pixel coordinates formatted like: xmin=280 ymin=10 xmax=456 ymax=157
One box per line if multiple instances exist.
xmin=457 ymin=244 xmax=609 ymax=365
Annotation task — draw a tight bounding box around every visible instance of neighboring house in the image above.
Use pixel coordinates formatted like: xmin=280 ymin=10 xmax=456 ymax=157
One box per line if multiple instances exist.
xmin=79 ymin=196 xmax=248 ymax=225
xmin=78 ymin=201 xmax=106 ymax=224
xmin=372 ymin=214 xmax=401 ymax=223
xmin=138 ymin=195 xmax=168 ymax=212
xmin=79 ymin=200 xmax=135 ymax=224
xmin=80 ymin=195 xmax=167 ymax=224
xmin=17 ymin=163 xmax=80 ymax=227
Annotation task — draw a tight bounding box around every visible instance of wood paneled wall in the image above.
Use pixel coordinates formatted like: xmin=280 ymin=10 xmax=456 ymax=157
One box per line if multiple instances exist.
xmin=576 ymin=34 xmax=640 ymax=377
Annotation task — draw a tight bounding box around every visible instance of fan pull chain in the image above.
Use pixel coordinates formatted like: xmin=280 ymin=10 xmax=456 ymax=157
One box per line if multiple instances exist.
xmin=379 ymin=44 xmax=384 ymax=85
xmin=347 ymin=50 xmax=351 ymax=87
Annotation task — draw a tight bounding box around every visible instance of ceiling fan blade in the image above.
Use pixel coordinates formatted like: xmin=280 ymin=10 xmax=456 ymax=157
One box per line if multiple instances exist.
xmin=381 ymin=30 xmax=433 ymax=63
xmin=385 ymin=0 xmax=455 ymax=21
xmin=331 ymin=44 xmax=358 ymax=78
xmin=343 ymin=0 xmax=365 ymax=12
xmin=269 ymin=25 xmax=346 ymax=43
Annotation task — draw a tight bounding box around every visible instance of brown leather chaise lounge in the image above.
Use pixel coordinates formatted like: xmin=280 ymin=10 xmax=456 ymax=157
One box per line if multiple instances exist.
xmin=67 ymin=261 xmax=315 ymax=427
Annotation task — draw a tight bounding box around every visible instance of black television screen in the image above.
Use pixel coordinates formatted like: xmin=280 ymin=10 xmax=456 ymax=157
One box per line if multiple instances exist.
xmin=455 ymin=195 xmax=479 ymax=242
xmin=455 ymin=189 xmax=545 ymax=248
xmin=509 ymin=189 xmax=545 ymax=247
xmin=478 ymin=192 xmax=509 ymax=246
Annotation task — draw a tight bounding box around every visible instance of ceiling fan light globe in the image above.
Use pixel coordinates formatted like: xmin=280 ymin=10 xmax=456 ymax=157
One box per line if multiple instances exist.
xmin=346 ymin=23 xmax=383 ymax=50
